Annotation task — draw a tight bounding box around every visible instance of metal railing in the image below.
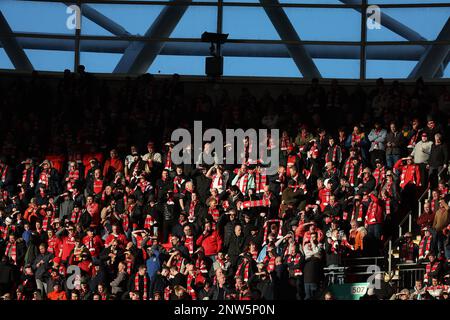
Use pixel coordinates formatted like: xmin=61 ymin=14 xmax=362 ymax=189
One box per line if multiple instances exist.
xmin=398 ymin=211 xmax=412 ymax=238
xmin=396 ymin=263 xmax=426 ymax=289
xmin=417 ymin=166 xmax=447 ymax=217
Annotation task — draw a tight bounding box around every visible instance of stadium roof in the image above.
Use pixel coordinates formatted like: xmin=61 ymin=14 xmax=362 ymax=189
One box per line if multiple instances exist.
xmin=0 ymin=0 xmax=449 ymax=79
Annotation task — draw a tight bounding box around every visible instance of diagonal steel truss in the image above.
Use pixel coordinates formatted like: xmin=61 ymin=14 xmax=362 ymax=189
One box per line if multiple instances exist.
xmin=0 ymin=0 xmax=449 ymax=79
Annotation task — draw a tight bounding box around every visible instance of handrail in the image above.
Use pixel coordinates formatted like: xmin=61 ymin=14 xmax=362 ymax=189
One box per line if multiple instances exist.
xmin=418 ymin=165 xmax=447 ymax=216
xmin=398 ymin=211 xmax=412 ymax=238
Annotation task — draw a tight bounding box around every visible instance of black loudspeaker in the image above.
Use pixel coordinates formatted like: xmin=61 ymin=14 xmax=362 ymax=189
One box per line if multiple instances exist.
xmin=205 ymin=56 xmax=223 ymax=77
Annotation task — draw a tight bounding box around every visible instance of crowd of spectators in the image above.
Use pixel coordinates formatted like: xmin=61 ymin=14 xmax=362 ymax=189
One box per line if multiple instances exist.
xmin=0 ymin=68 xmax=450 ymax=300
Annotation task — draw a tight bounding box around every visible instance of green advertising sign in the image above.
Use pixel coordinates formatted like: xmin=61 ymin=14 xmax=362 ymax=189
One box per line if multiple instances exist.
xmin=328 ymin=283 xmax=370 ymax=300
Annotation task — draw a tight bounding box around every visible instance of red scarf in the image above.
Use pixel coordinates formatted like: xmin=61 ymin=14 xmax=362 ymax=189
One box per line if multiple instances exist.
xmin=254 ymin=170 xmax=267 ymax=194
xmin=263 ymin=219 xmax=283 ymax=243
xmin=39 ymin=170 xmax=50 ymax=187
xmin=265 ymin=256 xmax=276 ymax=272
xmin=210 ymin=174 xmax=223 ymax=190
xmin=325 ymin=145 xmax=339 ymax=163
xmin=122 ymin=213 xmax=129 ymax=232
xmin=184 ymin=236 xmax=194 ymax=255
xmin=126 ymin=259 xmax=133 ymax=275
xmin=241 ymin=198 xmax=270 ymax=209
xmin=195 ymin=257 xmax=208 ymax=274
xmin=373 ymin=167 xmax=385 ymax=186
xmin=188 ymin=200 xmax=198 ymax=221
xmin=5 ymin=240 xmax=17 ymax=264
xmin=164 ymin=150 xmax=172 ymax=170
xmin=173 ymin=176 xmax=185 ymax=194
xmin=22 ymin=167 xmax=34 ymax=186
xmin=236 ymin=260 xmax=250 ymax=282
xmin=187 ymin=272 xmax=197 ymax=300
xmin=70 ymin=210 xmax=81 ymax=224
xmin=281 ymin=136 xmax=290 ymax=151
xmin=419 ymin=235 xmax=433 ymax=259
xmin=401 ymin=242 xmax=416 ymax=261
xmin=144 ymin=214 xmax=154 ymax=230
xmin=42 ymin=214 xmax=54 ymax=232
xmin=425 ymin=262 xmax=439 ymax=282
xmin=208 ymin=207 xmax=220 ymax=222
xmin=408 ymin=130 xmax=420 ymax=147
xmin=1 ymin=165 xmax=8 ymax=182
xmin=134 ymin=273 xmax=148 ymax=300
xmin=351 ymin=203 xmax=364 ymax=221
xmin=68 ymin=169 xmax=79 ymax=181
xmin=164 ymin=286 xmax=171 ymax=300
xmin=236 ymin=171 xmax=249 ymax=194
xmin=345 ymin=161 xmax=362 ymax=186
xmin=352 ymin=133 xmax=361 ymax=145
xmin=287 ymin=253 xmax=302 ymax=276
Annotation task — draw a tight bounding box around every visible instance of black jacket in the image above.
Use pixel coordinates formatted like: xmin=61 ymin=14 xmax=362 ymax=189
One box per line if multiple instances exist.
xmin=429 ymin=143 xmax=449 ymax=168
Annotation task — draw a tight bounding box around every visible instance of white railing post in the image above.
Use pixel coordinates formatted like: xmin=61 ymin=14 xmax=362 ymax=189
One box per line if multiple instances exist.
xmin=388 ymin=240 xmax=392 ymax=274
xmin=408 ymin=214 xmax=412 ymax=233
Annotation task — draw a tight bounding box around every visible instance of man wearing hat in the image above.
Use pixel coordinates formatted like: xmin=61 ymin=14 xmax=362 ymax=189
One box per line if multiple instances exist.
xmin=399 ymin=232 xmax=418 ymax=263
xmin=411 ymin=131 xmax=433 ymax=186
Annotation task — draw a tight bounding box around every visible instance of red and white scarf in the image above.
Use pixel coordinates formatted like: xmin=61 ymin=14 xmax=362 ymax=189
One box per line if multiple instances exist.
xmin=263 ymin=219 xmax=283 ymax=243
xmin=208 ymin=207 xmax=220 ymax=223
xmin=254 ymin=170 xmax=267 ymax=194
xmin=236 ymin=172 xmax=249 ymax=195
xmin=164 ymin=150 xmax=172 ymax=171
xmin=22 ymin=167 xmax=34 ymax=186
xmin=325 ymin=145 xmax=339 ymax=163
xmin=134 ymin=274 xmax=148 ymax=300
xmin=188 ymin=200 xmax=198 ymax=221
xmin=121 ymin=213 xmax=129 ymax=232
xmin=42 ymin=214 xmax=55 ymax=232
xmin=184 ymin=235 xmax=194 ymax=255
xmin=187 ymin=272 xmax=197 ymax=300
xmin=235 ymin=260 xmax=250 ymax=282
xmin=419 ymin=235 xmax=432 ymax=260
xmin=241 ymin=198 xmax=270 ymax=209
xmin=39 ymin=170 xmax=50 ymax=187
xmin=210 ymin=174 xmax=223 ymax=191
xmin=144 ymin=214 xmax=155 ymax=230
xmin=1 ymin=165 xmax=8 ymax=183
xmin=5 ymin=240 xmax=17 ymax=264
xmin=70 ymin=210 xmax=81 ymax=224
xmin=373 ymin=167 xmax=385 ymax=186
xmin=195 ymin=257 xmax=208 ymax=274
xmin=126 ymin=259 xmax=133 ymax=275
xmin=287 ymin=254 xmax=302 ymax=276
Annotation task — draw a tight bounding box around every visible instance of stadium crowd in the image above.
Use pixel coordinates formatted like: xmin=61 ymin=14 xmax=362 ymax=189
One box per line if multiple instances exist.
xmin=0 ymin=69 xmax=450 ymax=300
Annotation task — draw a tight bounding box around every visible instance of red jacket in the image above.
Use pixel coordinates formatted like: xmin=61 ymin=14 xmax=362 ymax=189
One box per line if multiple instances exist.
xmin=82 ymin=235 xmax=103 ymax=257
xmin=103 ymin=158 xmax=124 ymax=178
xmin=47 ymin=235 xmax=61 ymax=256
xmin=365 ymin=194 xmax=384 ymax=225
xmin=196 ymin=230 xmax=223 ymax=256
xmin=86 ymin=203 xmax=100 ymax=227
xmin=60 ymin=235 xmax=76 ymax=261
xmin=394 ymin=159 xmax=421 ymax=189
xmin=105 ymin=233 xmax=128 ymax=249
xmin=318 ymin=188 xmax=332 ymax=211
